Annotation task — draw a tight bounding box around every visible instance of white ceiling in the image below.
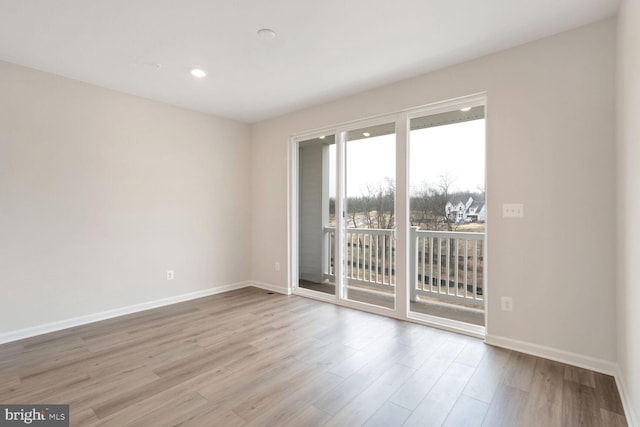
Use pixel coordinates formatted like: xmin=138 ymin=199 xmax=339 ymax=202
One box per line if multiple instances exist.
xmin=0 ymin=0 xmax=618 ymax=123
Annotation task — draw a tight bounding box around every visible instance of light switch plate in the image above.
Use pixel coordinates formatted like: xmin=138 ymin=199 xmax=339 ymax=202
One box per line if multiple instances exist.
xmin=503 ymin=203 xmax=524 ymax=218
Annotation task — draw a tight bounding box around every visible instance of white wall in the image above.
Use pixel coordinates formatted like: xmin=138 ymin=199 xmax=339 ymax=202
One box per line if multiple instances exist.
xmin=0 ymin=61 xmax=252 ymax=334
xmin=251 ymin=20 xmax=617 ymax=364
xmin=617 ymin=0 xmax=640 ymax=423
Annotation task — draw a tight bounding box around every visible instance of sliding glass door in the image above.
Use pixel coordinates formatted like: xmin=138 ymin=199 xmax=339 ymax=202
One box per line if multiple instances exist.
xmin=293 ymin=95 xmax=486 ymax=332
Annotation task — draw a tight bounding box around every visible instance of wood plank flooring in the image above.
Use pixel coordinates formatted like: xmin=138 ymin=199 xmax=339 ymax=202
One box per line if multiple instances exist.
xmin=0 ymin=287 xmax=627 ymax=426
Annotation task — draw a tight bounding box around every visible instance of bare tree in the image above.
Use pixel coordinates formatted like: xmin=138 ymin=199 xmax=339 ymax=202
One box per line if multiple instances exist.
xmin=437 ymin=171 xmax=455 ymax=197
xmin=410 ymin=184 xmax=443 ymax=230
xmin=346 ymin=196 xmax=362 ymax=228
xmin=409 ymin=172 xmax=456 ymax=231
xmin=361 ymin=179 xmax=395 ymax=229
xmin=437 ymin=172 xmax=462 ymax=231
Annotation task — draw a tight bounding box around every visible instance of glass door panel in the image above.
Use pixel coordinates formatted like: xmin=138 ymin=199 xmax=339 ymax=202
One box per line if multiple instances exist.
xmin=408 ymin=107 xmax=486 ymax=325
xmin=298 ymin=135 xmax=336 ymax=296
xmin=343 ymin=123 xmax=396 ymax=309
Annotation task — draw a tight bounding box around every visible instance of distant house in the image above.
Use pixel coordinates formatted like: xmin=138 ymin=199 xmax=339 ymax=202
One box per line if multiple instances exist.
xmin=445 ymin=196 xmax=473 ymax=222
xmin=467 ymin=201 xmax=486 ymax=223
xmin=445 ymin=196 xmax=485 ymax=223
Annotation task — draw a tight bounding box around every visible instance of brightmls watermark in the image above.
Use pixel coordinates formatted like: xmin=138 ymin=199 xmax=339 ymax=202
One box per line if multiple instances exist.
xmin=0 ymin=405 xmax=68 ymax=426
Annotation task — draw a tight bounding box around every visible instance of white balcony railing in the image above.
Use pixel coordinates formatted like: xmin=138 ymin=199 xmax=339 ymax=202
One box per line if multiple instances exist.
xmin=323 ymin=226 xmax=484 ymax=307
xmin=324 ymin=226 xmax=396 ymax=292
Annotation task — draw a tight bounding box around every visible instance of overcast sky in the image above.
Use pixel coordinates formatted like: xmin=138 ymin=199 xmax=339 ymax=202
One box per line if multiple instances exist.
xmin=328 ymin=119 xmax=485 ymax=197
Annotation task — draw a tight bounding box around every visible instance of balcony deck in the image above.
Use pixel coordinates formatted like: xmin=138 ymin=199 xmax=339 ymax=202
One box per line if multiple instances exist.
xmin=299 ymin=280 xmax=484 ymax=326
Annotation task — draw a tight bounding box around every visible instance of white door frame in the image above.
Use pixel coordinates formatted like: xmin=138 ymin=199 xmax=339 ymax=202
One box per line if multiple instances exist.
xmin=288 ymin=93 xmax=488 ymax=338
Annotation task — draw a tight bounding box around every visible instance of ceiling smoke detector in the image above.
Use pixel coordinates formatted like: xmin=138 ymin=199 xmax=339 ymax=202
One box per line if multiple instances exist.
xmin=257 ymin=28 xmax=276 ymax=40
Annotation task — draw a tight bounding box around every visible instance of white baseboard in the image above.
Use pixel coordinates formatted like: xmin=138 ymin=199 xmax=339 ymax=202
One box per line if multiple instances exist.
xmin=613 ymin=366 xmax=639 ymax=427
xmin=250 ymin=281 xmax=292 ymax=295
xmin=485 ymin=334 xmax=618 ymax=376
xmin=0 ymin=281 xmax=251 ymax=345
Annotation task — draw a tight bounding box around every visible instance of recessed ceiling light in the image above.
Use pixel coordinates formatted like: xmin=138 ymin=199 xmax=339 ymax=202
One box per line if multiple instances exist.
xmin=460 ymin=106 xmax=472 ymax=112
xmin=257 ymin=28 xmax=276 ymax=40
xmin=319 ymin=135 xmax=325 ymax=139
xmin=363 ymin=132 xmax=371 ymax=137
xmin=190 ymin=68 xmax=207 ymax=78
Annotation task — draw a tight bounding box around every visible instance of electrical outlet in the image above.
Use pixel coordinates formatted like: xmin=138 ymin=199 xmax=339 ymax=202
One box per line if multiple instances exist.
xmin=167 ymin=270 xmax=174 ymax=280
xmin=503 ymin=203 xmax=524 ymax=218
xmin=274 ymin=262 xmax=280 ymax=272
xmin=501 ymin=296 xmax=513 ymax=312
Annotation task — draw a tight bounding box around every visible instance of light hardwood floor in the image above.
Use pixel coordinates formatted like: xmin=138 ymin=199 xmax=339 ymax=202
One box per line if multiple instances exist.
xmin=0 ymin=287 xmax=627 ymax=426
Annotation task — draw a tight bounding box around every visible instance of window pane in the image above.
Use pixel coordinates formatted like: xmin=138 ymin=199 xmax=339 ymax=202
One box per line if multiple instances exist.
xmin=298 ymin=135 xmax=336 ymax=296
xmin=344 ymin=123 xmax=396 ymax=310
xmin=408 ymin=107 xmax=485 ymax=326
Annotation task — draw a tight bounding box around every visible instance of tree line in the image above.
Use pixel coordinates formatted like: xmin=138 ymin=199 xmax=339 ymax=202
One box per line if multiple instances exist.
xmin=329 ymin=174 xmax=484 ymax=231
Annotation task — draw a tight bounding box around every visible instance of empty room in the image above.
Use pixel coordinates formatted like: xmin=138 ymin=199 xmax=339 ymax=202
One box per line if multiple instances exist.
xmin=1 ymin=0 xmax=639 ymax=426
